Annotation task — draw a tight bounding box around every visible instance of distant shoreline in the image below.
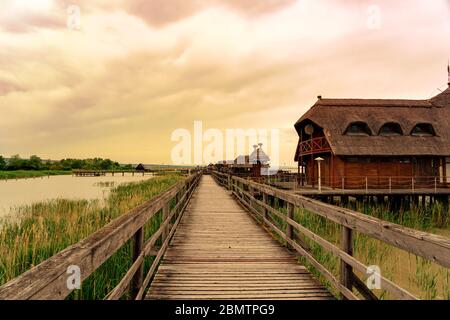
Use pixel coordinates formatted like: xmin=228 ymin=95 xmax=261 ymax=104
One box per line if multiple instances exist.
xmin=0 ymin=170 xmax=71 ymax=180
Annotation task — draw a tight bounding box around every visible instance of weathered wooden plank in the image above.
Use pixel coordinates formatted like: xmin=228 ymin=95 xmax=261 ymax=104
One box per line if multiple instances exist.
xmin=233 ymin=189 xmax=358 ymax=300
xmin=147 ymin=293 xmax=334 ymax=299
xmin=146 ymin=176 xmax=333 ymax=300
xmin=135 ymin=175 xmax=199 ymax=300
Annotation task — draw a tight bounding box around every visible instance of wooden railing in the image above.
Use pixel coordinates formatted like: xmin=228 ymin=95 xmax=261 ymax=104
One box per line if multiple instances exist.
xmin=299 ymin=137 xmax=331 ymax=155
xmin=0 ymin=172 xmax=201 ymax=300
xmin=266 ymin=174 xmax=449 ymax=192
xmin=211 ymin=171 xmax=450 ymax=300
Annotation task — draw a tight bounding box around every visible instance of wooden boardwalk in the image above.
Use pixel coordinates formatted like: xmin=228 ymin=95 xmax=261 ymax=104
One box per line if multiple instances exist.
xmin=146 ymin=175 xmax=333 ymax=300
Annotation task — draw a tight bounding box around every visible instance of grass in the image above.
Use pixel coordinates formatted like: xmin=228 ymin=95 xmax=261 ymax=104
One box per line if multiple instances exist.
xmin=0 ymin=173 xmax=183 ymax=299
xmin=0 ymin=170 xmax=71 ymax=180
xmin=259 ymin=198 xmax=449 ymax=300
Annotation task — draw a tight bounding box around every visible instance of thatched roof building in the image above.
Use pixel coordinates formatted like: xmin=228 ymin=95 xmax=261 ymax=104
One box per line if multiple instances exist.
xmin=294 ymin=84 xmax=450 ymax=189
xmin=295 ymin=88 xmax=450 ymax=159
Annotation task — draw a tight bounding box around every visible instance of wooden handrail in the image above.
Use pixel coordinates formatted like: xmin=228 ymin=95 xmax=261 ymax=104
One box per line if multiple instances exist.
xmin=0 ymin=172 xmax=201 ymax=300
xmin=211 ymin=171 xmax=450 ymax=300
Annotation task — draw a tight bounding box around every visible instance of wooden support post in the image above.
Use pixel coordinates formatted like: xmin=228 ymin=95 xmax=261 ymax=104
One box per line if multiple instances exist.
xmin=130 ymin=227 xmax=144 ymax=299
xmin=412 ymin=195 xmax=419 ymax=207
xmin=341 ymin=195 xmax=349 ymax=206
xmin=263 ymin=192 xmax=268 ymax=220
xmin=175 ymin=192 xmax=180 ymax=219
xmin=286 ymin=203 xmax=294 ymax=248
xmin=162 ymin=203 xmax=169 ymax=242
xmin=356 ymin=196 xmax=364 ymax=204
xmin=340 ymin=226 xmax=353 ymax=300
xmin=436 ymin=195 xmax=449 ymax=212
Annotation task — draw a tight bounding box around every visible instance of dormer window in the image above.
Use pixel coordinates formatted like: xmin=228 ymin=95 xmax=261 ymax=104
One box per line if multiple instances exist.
xmin=411 ymin=123 xmax=436 ymax=137
xmin=344 ymin=122 xmax=372 ymax=136
xmin=379 ymin=122 xmax=403 ymax=136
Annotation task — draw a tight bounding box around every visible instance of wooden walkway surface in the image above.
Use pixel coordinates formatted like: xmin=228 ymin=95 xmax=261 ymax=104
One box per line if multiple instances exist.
xmin=146 ymin=175 xmax=333 ymax=300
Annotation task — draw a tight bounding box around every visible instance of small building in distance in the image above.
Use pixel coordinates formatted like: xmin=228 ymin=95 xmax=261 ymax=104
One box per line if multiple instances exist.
xmin=216 ymin=144 xmax=271 ymax=177
xmin=135 ymin=163 xmax=152 ymax=172
xmin=294 ymin=83 xmax=450 ymax=189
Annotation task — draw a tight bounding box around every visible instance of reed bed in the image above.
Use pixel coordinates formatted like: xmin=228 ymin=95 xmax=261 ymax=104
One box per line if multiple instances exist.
xmin=0 ymin=170 xmax=71 ymax=180
xmin=253 ymin=196 xmax=449 ymax=299
xmin=0 ymin=173 xmax=183 ymax=299
xmin=290 ymin=201 xmax=450 ymax=300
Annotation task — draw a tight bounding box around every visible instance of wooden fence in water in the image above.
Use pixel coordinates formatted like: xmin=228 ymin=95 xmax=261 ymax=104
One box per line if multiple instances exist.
xmin=211 ymin=171 xmax=450 ymax=300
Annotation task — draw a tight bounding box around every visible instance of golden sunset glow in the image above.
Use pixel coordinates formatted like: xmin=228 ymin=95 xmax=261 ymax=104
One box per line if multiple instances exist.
xmin=1 ymin=0 xmax=450 ymax=165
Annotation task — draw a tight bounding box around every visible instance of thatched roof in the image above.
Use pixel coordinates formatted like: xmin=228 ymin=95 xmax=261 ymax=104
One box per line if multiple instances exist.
xmin=294 ymin=88 xmax=450 ymax=158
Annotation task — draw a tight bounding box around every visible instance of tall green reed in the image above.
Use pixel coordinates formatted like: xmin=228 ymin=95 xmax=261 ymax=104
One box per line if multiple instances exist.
xmin=0 ymin=174 xmax=183 ymax=299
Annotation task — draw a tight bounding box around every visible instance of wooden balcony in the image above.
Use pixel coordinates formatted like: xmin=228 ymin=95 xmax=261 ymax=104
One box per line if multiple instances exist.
xmin=299 ymin=136 xmax=331 ymax=155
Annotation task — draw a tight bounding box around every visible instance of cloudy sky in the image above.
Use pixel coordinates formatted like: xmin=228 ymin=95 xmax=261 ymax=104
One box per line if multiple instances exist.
xmin=1 ymin=0 xmax=449 ymax=165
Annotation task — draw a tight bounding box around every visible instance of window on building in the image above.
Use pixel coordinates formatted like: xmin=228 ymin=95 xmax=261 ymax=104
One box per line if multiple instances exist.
xmin=344 ymin=122 xmax=372 ymax=136
xmin=398 ymin=158 xmax=411 ymax=164
xmin=346 ymin=157 xmax=371 ymax=163
xmin=411 ymin=123 xmax=436 ymax=137
xmin=379 ymin=122 xmax=403 ymax=136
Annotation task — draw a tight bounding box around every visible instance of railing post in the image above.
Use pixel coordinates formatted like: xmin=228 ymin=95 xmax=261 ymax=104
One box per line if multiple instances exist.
xmin=341 ymin=177 xmax=345 ymax=191
xmin=365 ymin=177 xmax=368 ymax=194
xmin=340 ymin=226 xmax=353 ymax=300
xmin=249 ymin=185 xmax=254 ymax=209
xmin=389 ymin=177 xmax=392 ymax=193
xmin=131 ymin=227 xmax=144 ymax=299
xmin=286 ymin=202 xmax=294 ymax=248
xmin=412 ymin=177 xmax=415 ymax=193
xmin=175 ymin=191 xmax=180 ymax=219
xmin=434 ymin=177 xmax=437 ymax=194
xmin=162 ymin=203 xmax=169 ymax=242
xmin=262 ymin=192 xmax=268 ymax=220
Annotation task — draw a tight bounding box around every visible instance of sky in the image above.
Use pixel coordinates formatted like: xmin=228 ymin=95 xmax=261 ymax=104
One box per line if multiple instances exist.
xmin=0 ymin=0 xmax=449 ymax=166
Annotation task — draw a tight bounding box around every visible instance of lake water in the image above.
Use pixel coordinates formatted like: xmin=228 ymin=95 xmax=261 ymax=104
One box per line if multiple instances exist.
xmin=0 ymin=174 xmax=152 ymax=218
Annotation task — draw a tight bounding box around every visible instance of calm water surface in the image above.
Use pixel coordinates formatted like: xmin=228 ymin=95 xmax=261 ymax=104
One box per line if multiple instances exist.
xmin=0 ymin=174 xmax=152 ymax=218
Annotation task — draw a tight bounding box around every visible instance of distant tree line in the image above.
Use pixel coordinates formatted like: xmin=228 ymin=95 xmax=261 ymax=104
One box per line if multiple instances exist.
xmin=0 ymin=155 xmax=134 ymax=171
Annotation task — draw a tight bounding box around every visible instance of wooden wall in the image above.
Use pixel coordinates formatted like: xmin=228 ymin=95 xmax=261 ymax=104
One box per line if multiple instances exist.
xmin=304 ymin=155 xmax=443 ymax=189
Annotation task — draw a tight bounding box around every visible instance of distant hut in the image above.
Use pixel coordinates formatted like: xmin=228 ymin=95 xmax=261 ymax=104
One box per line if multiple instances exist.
xmin=294 ymin=84 xmax=450 ymax=189
xmin=249 ymin=143 xmax=270 ymax=165
xmin=231 ymin=155 xmax=252 ymax=176
xmin=135 ymin=163 xmax=152 ymax=172
xmin=228 ymin=144 xmax=271 ymax=177
xmin=249 ymin=143 xmax=270 ymax=176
